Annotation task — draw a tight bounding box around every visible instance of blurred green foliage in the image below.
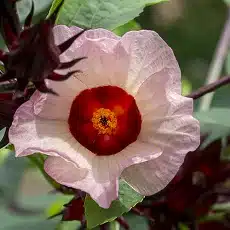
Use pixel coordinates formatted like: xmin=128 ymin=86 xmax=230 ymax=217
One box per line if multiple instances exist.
xmin=195 ymin=108 xmax=230 ymax=147
xmin=0 ymin=0 xmax=53 ymax=50
xmin=138 ymin=0 xmax=229 ymax=108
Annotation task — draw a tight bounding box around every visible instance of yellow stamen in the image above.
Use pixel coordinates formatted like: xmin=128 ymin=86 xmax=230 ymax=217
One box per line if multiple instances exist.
xmin=92 ymin=108 xmax=117 ymax=135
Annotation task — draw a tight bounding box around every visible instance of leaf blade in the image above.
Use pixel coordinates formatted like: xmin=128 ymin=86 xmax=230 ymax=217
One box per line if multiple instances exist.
xmin=195 ymin=108 xmax=230 ymax=147
xmin=85 ymin=180 xmax=144 ymax=229
xmin=49 ymin=0 xmax=167 ymax=30
xmin=0 ymin=127 xmax=6 ymax=142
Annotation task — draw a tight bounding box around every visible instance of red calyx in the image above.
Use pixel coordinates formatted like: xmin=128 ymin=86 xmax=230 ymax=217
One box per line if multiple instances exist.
xmin=62 ymin=197 xmax=84 ymax=221
xmin=0 ymin=0 xmax=86 ymax=96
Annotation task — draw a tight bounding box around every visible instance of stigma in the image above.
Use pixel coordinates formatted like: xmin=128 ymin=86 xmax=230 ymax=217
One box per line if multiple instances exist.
xmin=92 ymin=108 xmax=117 ymax=135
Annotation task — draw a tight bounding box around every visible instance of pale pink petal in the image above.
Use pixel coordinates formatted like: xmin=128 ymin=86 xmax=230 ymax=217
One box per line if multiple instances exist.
xmin=44 ymin=156 xmax=118 ymax=209
xmin=53 ymin=25 xmax=80 ymax=61
xmin=120 ymin=30 xmax=181 ymax=95
xmin=139 ymin=93 xmax=200 ymax=155
xmin=100 ymin=42 xmax=129 ymax=89
xmin=53 ymin=26 xmax=129 ymax=89
xmin=53 ymin=25 xmax=119 ymax=63
xmin=132 ymin=64 xmax=200 ymax=154
xmin=122 ymin=100 xmax=200 ymax=195
xmin=70 ymin=26 xmax=119 ymax=41
xmin=31 ymin=77 xmax=87 ymax=120
xmin=53 ymin=25 xmax=81 ymax=45
xmin=121 ymin=151 xmax=183 ymax=195
xmin=65 ymin=39 xmax=129 ymax=89
xmin=91 ymin=141 xmax=162 ymax=183
xmin=134 ymin=69 xmax=171 ymax=120
xmin=44 ymin=156 xmax=88 ymax=183
xmin=53 ymin=25 xmax=119 ymax=46
xmin=121 ymin=63 xmax=200 ymax=195
xmin=9 ymin=99 xmax=94 ymax=166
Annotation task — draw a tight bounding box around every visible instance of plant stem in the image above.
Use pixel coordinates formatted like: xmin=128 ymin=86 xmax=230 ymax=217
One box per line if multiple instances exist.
xmin=187 ymin=75 xmax=230 ymax=99
xmin=199 ymin=8 xmax=230 ymax=111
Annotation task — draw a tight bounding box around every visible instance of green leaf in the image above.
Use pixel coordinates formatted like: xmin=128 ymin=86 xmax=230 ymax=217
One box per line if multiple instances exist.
xmin=225 ymin=52 xmax=230 ymax=74
xmin=85 ymin=180 xmax=144 ymax=229
xmin=0 ymin=0 xmax=52 ymax=50
xmin=123 ymin=214 xmax=148 ymax=230
xmin=5 ymin=220 xmax=60 ymax=230
xmin=109 ymin=221 xmax=120 ymax=230
xmin=212 ymin=202 xmax=230 ymax=212
xmin=0 ymin=151 xmax=27 ymax=204
xmin=195 ymin=108 xmax=230 ymax=148
xmin=0 ymin=128 xmax=6 ymax=142
xmin=178 ymin=223 xmax=189 ymax=230
xmin=199 ymin=212 xmax=226 ymax=223
xmin=181 ymin=78 xmax=192 ymax=96
xmin=0 ymin=194 xmax=65 ymax=229
xmin=0 ymin=147 xmax=10 ymax=165
xmin=17 ymin=0 xmax=53 ymax=22
xmin=47 ymin=0 xmax=63 ymax=17
xmin=0 ymin=207 xmax=60 ymax=230
xmin=46 ymin=195 xmax=73 ymax=218
xmin=27 ymin=154 xmax=60 ymax=190
xmin=19 ymin=194 xmax=66 ymax=210
xmin=0 ymin=63 xmax=5 ymax=73
xmin=49 ymin=0 xmax=167 ymax=30
xmin=0 ymin=34 xmax=5 ymax=50
xmin=58 ymin=221 xmax=81 ymax=230
xmin=221 ymin=145 xmax=230 ymax=160
xmin=113 ymin=20 xmax=141 ymax=36
xmin=223 ymin=0 xmax=230 ymax=5
xmin=0 ymin=194 xmax=76 ymax=229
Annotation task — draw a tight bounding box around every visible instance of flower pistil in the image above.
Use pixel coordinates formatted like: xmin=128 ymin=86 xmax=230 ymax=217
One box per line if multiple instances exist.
xmin=92 ymin=108 xmax=117 ymax=135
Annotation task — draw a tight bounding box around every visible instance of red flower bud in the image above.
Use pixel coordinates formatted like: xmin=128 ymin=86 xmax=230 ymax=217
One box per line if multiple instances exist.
xmin=0 ymin=0 xmax=86 ymax=96
xmin=62 ymin=197 xmax=84 ymax=221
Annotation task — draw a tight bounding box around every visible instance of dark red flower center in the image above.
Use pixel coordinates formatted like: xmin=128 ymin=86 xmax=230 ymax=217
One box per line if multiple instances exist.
xmin=68 ymin=86 xmax=142 ymax=156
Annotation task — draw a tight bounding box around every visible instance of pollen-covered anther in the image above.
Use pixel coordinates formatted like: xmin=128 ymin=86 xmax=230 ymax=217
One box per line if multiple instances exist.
xmin=92 ymin=108 xmax=117 ymax=135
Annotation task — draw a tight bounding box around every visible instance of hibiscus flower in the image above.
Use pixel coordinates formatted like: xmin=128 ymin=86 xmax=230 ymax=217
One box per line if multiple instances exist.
xmin=9 ymin=26 xmax=200 ymax=208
